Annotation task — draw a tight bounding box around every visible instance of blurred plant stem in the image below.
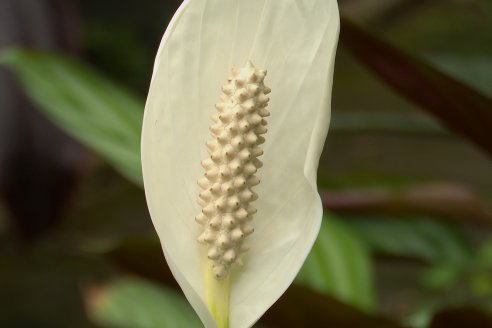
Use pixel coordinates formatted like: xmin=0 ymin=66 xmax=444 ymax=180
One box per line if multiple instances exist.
xmin=340 ymin=18 xmax=492 ymax=157
xmin=322 ymin=183 xmax=492 ymax=225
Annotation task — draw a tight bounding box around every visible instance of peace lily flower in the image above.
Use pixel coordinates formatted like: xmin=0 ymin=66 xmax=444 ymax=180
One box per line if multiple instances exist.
xmin=141 ymin=0 xmax=339 ymax=327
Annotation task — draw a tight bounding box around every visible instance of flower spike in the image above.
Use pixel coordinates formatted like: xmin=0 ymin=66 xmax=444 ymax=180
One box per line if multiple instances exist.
xmin=196 ymin=61 xmax=270 ymax=280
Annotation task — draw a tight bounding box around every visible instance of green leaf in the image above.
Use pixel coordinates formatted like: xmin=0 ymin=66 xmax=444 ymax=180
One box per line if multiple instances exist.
xmin=0 ymin=49 xmax=144 ymax=185
xmin=476 ymin=240 xmax=492 ymax=269
xmin=347 ymin=217 xmax=473 ymax=265
xmin=421 ymin=265 xmax=461 ymax=291
xmin=86 ymin=277 xmax=201 ymax=328
xmin=469 ymin=271 xmax=492 ymax=297
xmin=340 ymin=18 xmax=492 ymax=157
xmin=296 ymin=215 xmax=375 ymax=312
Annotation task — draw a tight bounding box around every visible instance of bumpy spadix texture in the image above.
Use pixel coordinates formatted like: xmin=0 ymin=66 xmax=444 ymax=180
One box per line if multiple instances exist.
xmin=142 ymin=0 xmax=339 ymax=327
xmin=196 ymin=61 xmax=270 ymax=280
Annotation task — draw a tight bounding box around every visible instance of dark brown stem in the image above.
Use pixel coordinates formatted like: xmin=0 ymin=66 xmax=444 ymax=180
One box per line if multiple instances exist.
xmin=322 ymin=183 xmax=492 ymax=225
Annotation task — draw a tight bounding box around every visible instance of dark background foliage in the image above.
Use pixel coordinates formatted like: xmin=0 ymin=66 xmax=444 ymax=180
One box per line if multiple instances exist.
xmin=0 ymin=0 xmax=491 ymax=327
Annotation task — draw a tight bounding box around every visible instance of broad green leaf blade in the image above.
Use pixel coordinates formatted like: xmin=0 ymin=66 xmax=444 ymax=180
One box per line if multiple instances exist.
xmin=86 ymin=277 xmax=201 ymax=328
xmin=347 ymin=217 xmax=473 ymax=265
xmin=296 ymin=215 xmax=375 ymax=312
xmin=0 ymin=49 xmax=144 ymax=185
xmin=340 ymin=18 xmax=492 ymax=157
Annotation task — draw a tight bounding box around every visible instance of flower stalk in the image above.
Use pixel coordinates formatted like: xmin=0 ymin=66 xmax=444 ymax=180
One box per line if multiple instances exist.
xmin=205 ymin=261 xmax=230 ymax=328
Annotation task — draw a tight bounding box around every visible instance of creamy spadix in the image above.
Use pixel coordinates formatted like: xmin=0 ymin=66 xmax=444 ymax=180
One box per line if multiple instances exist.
xmin=195 ymin=61 xmax=271 ymax=280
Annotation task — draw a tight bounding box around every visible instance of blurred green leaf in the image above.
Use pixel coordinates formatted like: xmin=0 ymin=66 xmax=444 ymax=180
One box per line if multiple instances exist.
xmin=405 ymin=305 xmax=438 ymax=328
xmin=296 ymin=215 xmax=375 ymax=312
xmin=0 ymin=49 xmax=144 ymax=185
xmin=340 ymin=18 xmax=492 ymax=157
xmin=421 ymin=265 xmax=461 ymax=291
xmin=347 ymin=217 xmax=473 ymax=265
xmin=86 ymin=277 xmax=201 ymax=328
xmin=477 ymin=240 xmax=492 ymax=269
xmin=468 ymin=240 xmax=492 ymax=297
xmin=470 ymin=272 xmax=492 ymax=297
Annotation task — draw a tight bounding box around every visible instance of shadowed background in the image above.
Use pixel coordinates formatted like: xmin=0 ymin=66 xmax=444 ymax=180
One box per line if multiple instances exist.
xmin=0 ymin=0 xmax=491 ymax=327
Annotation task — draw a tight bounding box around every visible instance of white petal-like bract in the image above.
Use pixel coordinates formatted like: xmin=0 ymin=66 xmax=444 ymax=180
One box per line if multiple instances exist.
xmin=141 ymin=1 xmax=339 ymax=327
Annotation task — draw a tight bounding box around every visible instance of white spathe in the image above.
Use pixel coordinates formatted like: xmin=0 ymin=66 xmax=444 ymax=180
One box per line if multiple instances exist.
xmin=141 ymin=0 xmax=340 ymax=327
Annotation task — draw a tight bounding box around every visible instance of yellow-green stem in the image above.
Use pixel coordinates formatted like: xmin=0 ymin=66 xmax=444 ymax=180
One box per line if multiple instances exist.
xmin=205 ymin=261 xmax=230 ymax=328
